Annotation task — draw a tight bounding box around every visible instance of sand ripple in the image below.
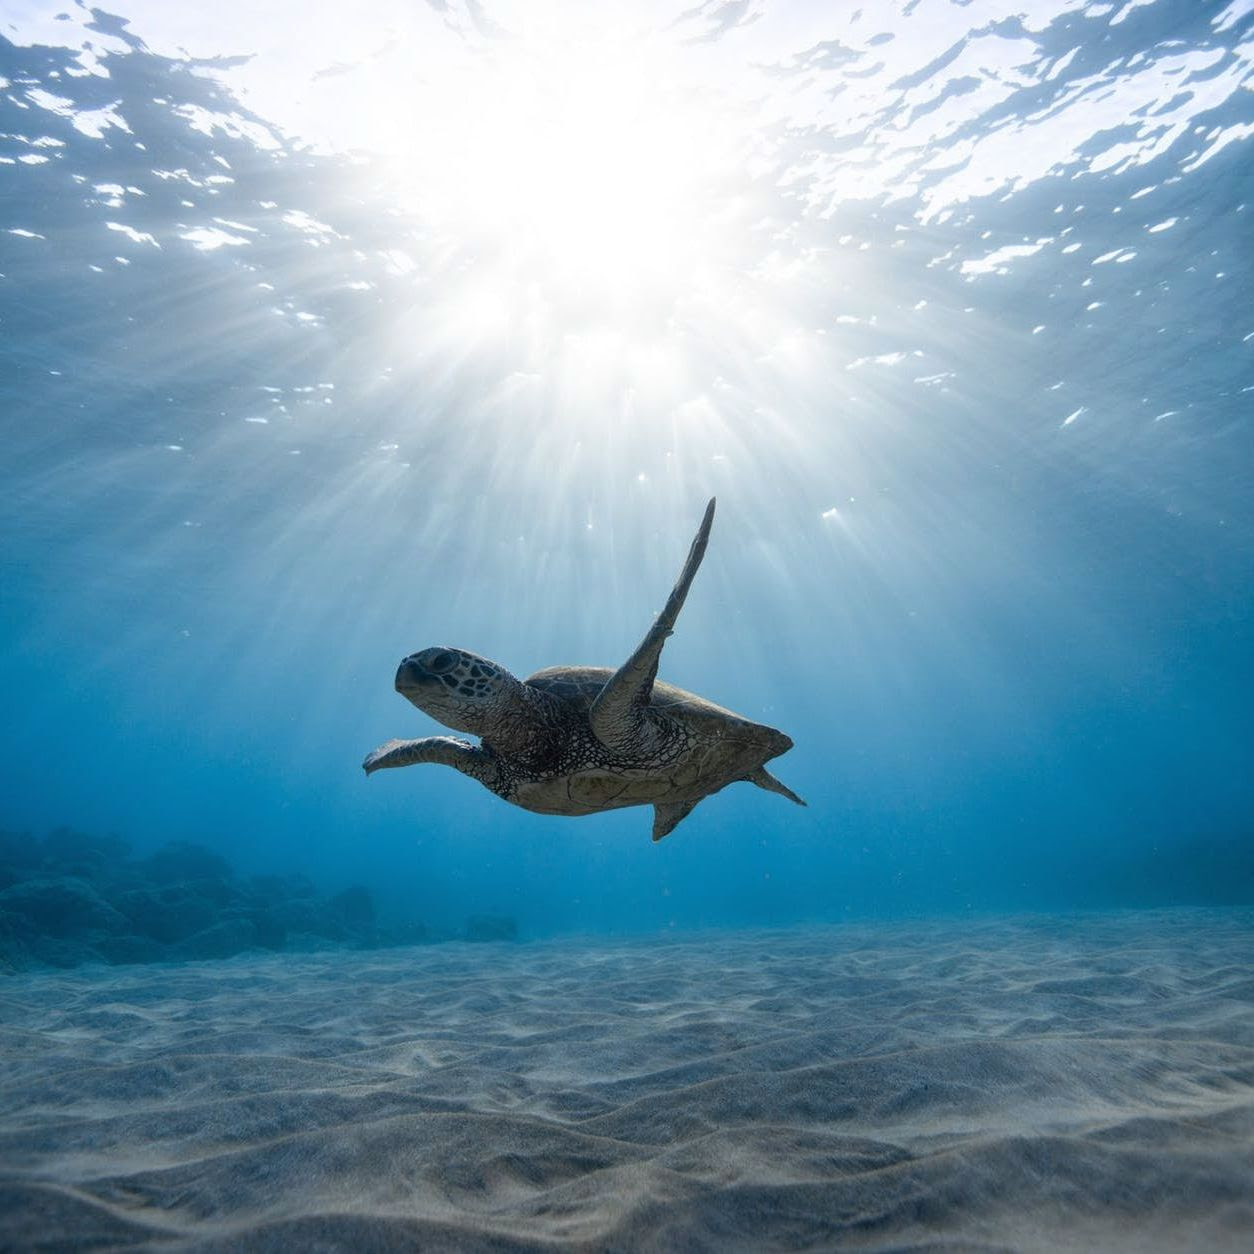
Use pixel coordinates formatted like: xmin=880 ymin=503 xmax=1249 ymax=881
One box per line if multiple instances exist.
xmin=2 ymin=909 xmax=1252 ymax=1250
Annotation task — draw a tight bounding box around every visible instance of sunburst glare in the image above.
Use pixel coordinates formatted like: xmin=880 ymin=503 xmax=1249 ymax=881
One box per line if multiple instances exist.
xmin=389 ymin=24 xmax=747 ymax=324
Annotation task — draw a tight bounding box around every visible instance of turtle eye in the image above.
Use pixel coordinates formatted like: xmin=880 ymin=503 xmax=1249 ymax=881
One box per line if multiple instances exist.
xmin=428 ymin=650 xmax=458 ymax=674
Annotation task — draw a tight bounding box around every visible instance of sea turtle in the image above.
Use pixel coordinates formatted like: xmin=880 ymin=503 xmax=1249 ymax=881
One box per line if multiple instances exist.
xmin=363 ymin=499 xmax=804 ymax=841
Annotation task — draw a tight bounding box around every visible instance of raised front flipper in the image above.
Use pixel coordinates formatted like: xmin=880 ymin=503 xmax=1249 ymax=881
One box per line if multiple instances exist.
xmin=363 ymin=736 xmax=499 ymax=788
xmin=590 ymin=497 xmax=716 ymax=755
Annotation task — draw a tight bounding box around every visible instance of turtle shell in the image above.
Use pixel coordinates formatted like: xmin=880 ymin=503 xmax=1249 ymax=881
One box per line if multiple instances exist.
xmin=516 ymin=666 xmax=791 ymax=813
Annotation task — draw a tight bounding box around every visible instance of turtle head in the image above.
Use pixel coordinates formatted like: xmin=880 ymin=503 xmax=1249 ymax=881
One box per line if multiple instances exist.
xmin=394 ymin=647 xmax=524 ymax=738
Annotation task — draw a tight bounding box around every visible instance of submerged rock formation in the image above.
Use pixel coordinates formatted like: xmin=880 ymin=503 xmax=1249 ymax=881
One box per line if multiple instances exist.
xmin=0 ymin=827 xmax=509 ymax=972
xmin=465 ymin=914 xmax=519 ymax=942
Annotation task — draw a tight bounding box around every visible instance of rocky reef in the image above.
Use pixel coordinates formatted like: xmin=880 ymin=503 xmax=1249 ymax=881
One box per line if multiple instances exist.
xmin=0 ymin=828 xmax=516 ymax=972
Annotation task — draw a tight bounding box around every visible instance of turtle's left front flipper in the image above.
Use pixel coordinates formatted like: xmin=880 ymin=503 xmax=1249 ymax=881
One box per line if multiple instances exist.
xmin=363 ymin=737 xmax=499 ymax=788
xmin=591 ymin=498 xmax=715 ymax=754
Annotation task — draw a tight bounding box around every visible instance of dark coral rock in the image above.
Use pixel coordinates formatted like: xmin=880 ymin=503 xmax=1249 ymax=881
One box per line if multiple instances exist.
xmin=464 ymin=914 xmax=518 ymax=942
xmin=26 ymin=937 xmax=106 ymax=968
xmin=329 ymin=885 xmax=375 ymax=928
xmin=173 ymin=918 xmax=259 ymax=961
xmin=0 ymin=910 xmax=29 ymax=971
xmin=192 ymin=876 xmax=238 ymax=908
xmin=284 ymin=874 xmax=317 ymax=900
xmin=40 ymin=827 xmax=131 ymax=879
xmin=282 ymin=932 xmax=341 ymax=953
xmin=0 ymin=830 xmax=41 ymax=893
xmin=250 ymin=908 xmax=288 ymax=950
xmin=244 ymin=874 xmax=288 ymax=908
xmin=263 ymin=898 xmax=346 ymax=944
xmin=383 ymin=920 xmax=429 ymax=946
xmin=114 ymin=886 xmax=217 ymax=944
xmin=0 ymin=877 xmax=128 ymax=938
xmin=94 ymin=934 xmax=168 ymax=966
xmin=0 ymin=826 xmax=441 ymax=969
xmin=141 ymin=842 xmax=233 ymax=887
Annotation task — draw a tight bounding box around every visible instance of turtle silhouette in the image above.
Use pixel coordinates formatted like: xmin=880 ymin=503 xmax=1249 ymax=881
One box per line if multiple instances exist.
xmin=364 ymin=499 xmax=803 ymax=841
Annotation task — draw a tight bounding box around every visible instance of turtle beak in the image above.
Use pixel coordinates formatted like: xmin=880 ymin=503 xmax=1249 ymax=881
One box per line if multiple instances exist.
xmin=395 ymin=657 xmax=432 ymax=691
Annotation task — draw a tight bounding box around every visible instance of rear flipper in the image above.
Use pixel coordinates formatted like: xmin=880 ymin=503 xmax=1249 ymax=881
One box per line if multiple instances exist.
xmin=746 ymin=766 xmax=806 ymax=807
xmin=652 ymin=799 xmax=699 ymax=842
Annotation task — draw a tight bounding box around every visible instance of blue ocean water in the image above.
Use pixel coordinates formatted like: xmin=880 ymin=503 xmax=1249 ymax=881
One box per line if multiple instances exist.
xmin=1 ymin=0 xmax=1252 ymax=949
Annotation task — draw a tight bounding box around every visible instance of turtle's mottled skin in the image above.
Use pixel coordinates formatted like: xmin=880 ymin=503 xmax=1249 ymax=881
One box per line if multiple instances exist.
xmin=364 ymin=499 xmax=803 ymax=841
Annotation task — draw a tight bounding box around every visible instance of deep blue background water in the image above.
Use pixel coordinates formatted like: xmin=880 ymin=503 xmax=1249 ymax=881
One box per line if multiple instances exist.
xmin=2 ymin=0 xmax=1252 ymax=939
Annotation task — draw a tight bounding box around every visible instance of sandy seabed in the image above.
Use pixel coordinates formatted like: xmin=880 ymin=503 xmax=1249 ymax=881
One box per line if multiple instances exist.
xmin=1 ymin=909 xmax=1252 ymax=1252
